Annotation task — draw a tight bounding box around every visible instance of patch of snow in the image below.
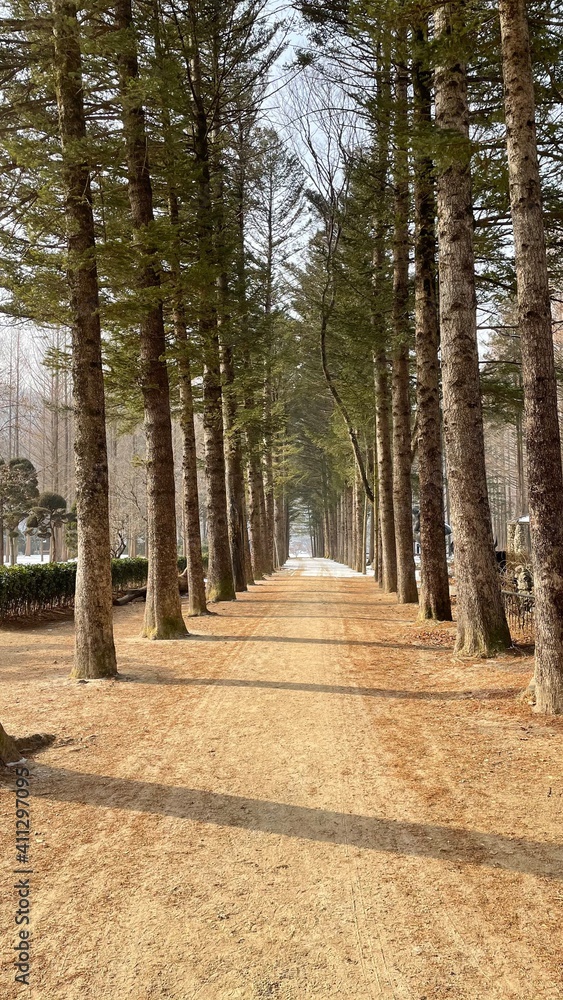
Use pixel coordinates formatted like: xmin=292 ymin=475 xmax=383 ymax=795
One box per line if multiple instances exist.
xmin=283 ymin=558 xmax=367 ymax=578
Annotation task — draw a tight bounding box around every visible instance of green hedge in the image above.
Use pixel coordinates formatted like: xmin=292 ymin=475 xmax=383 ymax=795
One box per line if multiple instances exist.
xmin=0 ymin=563 xmax=78 ymax=618
xmin=111 ymin=558 xmax=152 ymax=593
xmin=0 ymin=557 xmax=188 ymax=620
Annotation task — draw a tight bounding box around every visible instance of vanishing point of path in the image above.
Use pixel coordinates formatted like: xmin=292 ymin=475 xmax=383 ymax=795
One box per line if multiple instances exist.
xmin=1 ymin=558 xmax=563 ymax=999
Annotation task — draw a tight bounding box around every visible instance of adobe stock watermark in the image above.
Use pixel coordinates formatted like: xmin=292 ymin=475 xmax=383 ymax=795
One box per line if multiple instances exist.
xmin=13 ymin=764 xmax=32 ymax=986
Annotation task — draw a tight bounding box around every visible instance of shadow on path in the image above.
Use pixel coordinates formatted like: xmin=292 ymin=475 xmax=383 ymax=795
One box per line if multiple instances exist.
xmin=187 ymin=634 xmax=437 ymax=652
xmin=35 ymin=767 xmax=563 ymax=881
xmin=121 ymin=675 xmax=517 ymax=703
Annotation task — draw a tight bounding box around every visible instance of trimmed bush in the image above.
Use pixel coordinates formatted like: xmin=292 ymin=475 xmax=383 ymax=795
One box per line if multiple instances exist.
xmin=111 ymin=558 xmax=151 ymax=593
xmin=0 ymin=557 xmax=188 ymax=620
xmin=0 ymin=563 xmax=77 ymax=618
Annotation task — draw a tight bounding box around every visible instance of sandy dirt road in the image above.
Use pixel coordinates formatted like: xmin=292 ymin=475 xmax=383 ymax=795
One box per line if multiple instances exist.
xmin=1 ymin=558 xmax=563 ymax=999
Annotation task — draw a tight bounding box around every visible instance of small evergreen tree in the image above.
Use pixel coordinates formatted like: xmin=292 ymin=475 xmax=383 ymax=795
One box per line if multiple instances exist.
xmin=27 ymin=492 xmax=69 ymax=563
xmin=0 ymin=459 xmax=39 ymax=566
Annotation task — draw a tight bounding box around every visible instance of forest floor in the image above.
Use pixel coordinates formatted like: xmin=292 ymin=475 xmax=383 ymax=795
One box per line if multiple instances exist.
xmin=1 ymin=558 xmax=563 ymax=1000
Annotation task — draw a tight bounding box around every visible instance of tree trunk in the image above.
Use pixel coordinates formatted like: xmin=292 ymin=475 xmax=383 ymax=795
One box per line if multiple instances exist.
xmin=203 ymin=342 xmax=236 ymax=603
xmin=187 ymin=44 xmax=235 ymax=605
xmin=264 ymin=434 xmax=275 ymax=572
xmin=330 ymin=503 xmax=338 ymax=561
xmin=274 ymin=494 xmax=285 ymax=569
xmin=354 ymin=463 xmax=364 ymax=572
xmin=362 ymin=493 xmax=368 ymax=574
xmin=220 ymin=341 xmax=248 ymax=592
xmin=273 ymin=437 xmax=288 ymax=568
xmin=374 ymin=351 xmax=397 ymax=591
xmin=372 ymin=433 xmax=382 ymax=583
xmin=499 ymin=0 xmax=563 ymax=713
xmin=369 ymin=496 xmax=375 ymax=568
xmin=516 ymin=406 xmax=527 ymax=515
xmin=52 ymin=0 xmax=117 ymax=677
xmin=166 ymin=188 xmax=209 ymax=617
xmin=153 ymin=6 xmax=209 ymax=621
xmin=247 ymin=438 xmax=268 ymax=579
xmin=212 ymin=154 xmax=247 ymax=595
xmin=178 ymin=328 xmax=210 ymax=617
xmin=413 ymin=16 xmax=452 ymax=621
xmin=242 ymin=495 xmax=255 ymax=584
xmin=50 ymin=526 xmax=59 ymax=564
xmin=116 ymin=0 xmax=187 ymax=639
xmin=391 ymin=44 xmax=418 ymax=605
xmin=342 ymin=494 xmax=347 ymax=565
xmin=262 ymin=369 xmax=275 ymax=572
xmin=346 ymin=485 xmax=354 ymax=568
xmin=435 ymin=5 xmax=510 ymax=655
xmin=235 ymin=141 xmax=270 ymax=581
xmin=0 ymin=721 xmax=20 ymax=766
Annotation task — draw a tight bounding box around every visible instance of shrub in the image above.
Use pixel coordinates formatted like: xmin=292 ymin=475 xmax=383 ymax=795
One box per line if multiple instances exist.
xmin=111 ymin=558 xmax=151 ymax=593
xmin=0 ymin=563 xmax=76 ymax=618
xmin=0 ymin=557 xmax=189 ymax=620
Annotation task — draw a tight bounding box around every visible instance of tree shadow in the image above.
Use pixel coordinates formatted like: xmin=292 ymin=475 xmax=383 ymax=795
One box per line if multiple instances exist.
xmin=34 ymin=766 xmax=563 ymax=881
xmin=120 ymin=675 xmax=518 ymax=702
xmin=187 ymin=633 xmax=438 ymax=651
xmin=234 ymin=599 xmax=384 ymax=606
xmin=224 ymin=614 xmax=387 ymax=622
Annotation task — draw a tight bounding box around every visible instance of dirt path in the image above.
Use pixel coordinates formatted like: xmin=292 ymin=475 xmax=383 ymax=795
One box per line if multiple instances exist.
xmin=1 ymin=558 xmax=563 ymax=999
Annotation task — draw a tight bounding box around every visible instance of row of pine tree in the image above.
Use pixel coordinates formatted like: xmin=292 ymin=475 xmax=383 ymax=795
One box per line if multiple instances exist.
xmin=0 ymin=1 xmax=562 ymax=719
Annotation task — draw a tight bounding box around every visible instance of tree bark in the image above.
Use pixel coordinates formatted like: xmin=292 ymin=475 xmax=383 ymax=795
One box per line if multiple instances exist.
xmin=264 ymin=412 xmax=276 ymax=572
xmin=263 ymin=208 xmax=277 ymax=573
xmin=234 ymin=134 xmax=270 ymax=581
xmin=274 ymin=494 xmax=285 ymax=569
xmin=0 ymin=721 xmax=20 ymax=766
xmin=220 ymin=341 xmax=248 ymax=592
xmin=167 ymin=197 xmax=209 ymax=617
xmin=372 ymin=43 xmax=396 ymax=592
xmin=413 ymin=17 xmax=452 ymax=621
xmin=354 ymin=462 xmax=364 ymax=572
xmin=213 ymin=154 xmax=247 ymax=595
xmin=153 ymin=8 xmax=208 ymax=620
xmin=391 ymin=333 xmax=417 ymax=594
xmin=499 ymin=0 xmax=563 ymax=712
xmin=273 ymin=437 xmax=288 ymax=569
xmin=374 ymin=351 xmax=398 ymax=591
xmin=187 ymin=39 xmax=235 ymax=604
xmin=435 ymin=5 xmax=510 ymax=654
xmin=247 ymin=436 xmax=269 ymax=579
xmin=115 ymin=0 xmax=187 ymax=639
xmin=203 ymin=338 xmax=236 ymax=603
xmin=391 ymin=39 xmax=418 ymax=605
xmin=346 ymin=485 xmax=354 ymax=568
xmin=177 ymin=321 xmax=210 ymax=617
xmin=52 ymin=0 xmax=117 ymax=678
